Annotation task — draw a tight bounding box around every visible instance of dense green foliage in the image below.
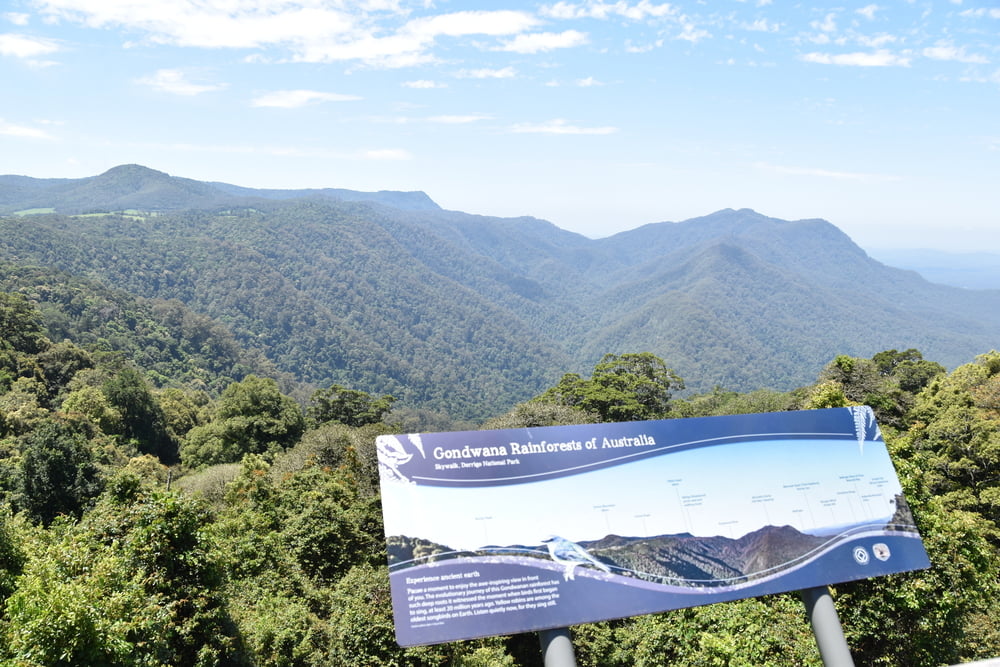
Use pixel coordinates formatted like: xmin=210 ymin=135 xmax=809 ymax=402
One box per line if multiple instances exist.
xmin=0 ymin=262 xmax=283 ymax=394
xmin=2 ymin=282 xmax=1000 ymax=665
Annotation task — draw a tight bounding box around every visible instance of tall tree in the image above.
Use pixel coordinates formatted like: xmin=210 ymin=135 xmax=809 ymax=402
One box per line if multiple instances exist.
xmin=538 ymin=352 xmax=684 ymax=422
xmin=16 ymin=419 xmax=103 ymax=525
xmin=307 ymin=384 xmax=394 ymax=428
xmin=0 ymin=292 xmax=48 ymax=355
xmin=181 ymin=375 xmax=305 ymax=468
xmin=102 ymin=366 xmax=176 ymax=463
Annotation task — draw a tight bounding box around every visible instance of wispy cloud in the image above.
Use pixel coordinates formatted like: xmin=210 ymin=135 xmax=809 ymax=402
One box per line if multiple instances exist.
xmin=496 ymin=29 xmax=588 ymax=54
xmin=136 ymin=69 xmax=226 ymax=95
xmin=923 ymin=43 xmax=989 ymax=64
xmin=540 ymin=1 xmax=677 ymax=21
xmin=800 ymin=49 xmax=911 ymax=67
xmin=510 ymin=118 xmax=618 ymax=135
xmin=811 ymin=13 xmax=837 ymax=33
xmin=4 ymin=13 xmax=31 ymax=26
xmin=0 ymin=33 xmax=59 ymax=60
xmin=625 ymin=38 xmax=663 ymax=53
xmin=402 ymin=79 xmax=447 ymax=89
xmin=959 ymin=8 xmax=1000 ymax=19
xmin=856 ymin=33 xmax=897 ymax=48
xmin=427 ymin=114 xmax=491 ymax=124
xmin=755 ymin=162 xmax=900 ymax=182
xmin=0 ymin=118 xmax=55 ymax=140
xmin=405 ymin=10 xmax=539 ymax=40
xmin=456 ymin=66 xmax=516 ymax=79
xmin=744 ymin=19 xmax=780 ymax=33
xmin=676 ymin=21 xmax=710 ymax=43
xmin=856 ymin=5 xmax=879 ymax=21
xmin=251 ymin=89 xmax=362 ymax=108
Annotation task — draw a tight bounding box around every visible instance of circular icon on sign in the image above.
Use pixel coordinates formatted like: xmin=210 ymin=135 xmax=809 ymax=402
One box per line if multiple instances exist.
xmin=853 ymin=546 xmax=870 ymax=565
xmin=873 ymin=543 xmax=891 ymax=561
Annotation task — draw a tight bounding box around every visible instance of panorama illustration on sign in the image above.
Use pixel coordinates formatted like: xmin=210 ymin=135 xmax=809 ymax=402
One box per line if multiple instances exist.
xmin=377 ymin=407 xmax=930 ymax=647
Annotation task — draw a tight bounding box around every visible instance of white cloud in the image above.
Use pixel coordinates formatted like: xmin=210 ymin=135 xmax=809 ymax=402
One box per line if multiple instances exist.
xmin=405 ymin=10 xmax=538 ymax=40
xmin=427 ymin=114 xmax=491 ymax=123
xmin=744 ymin=18 xmax=779 ymax=32
xmin=510 ymin=118 xmax=618 ymax=135
xmin=959 ymin=69 xmax=1000 ymax=85
xmin=30 ymin=2 xmax=541 ymax=67
xmin=923 ymin=43 xmax=989 ymax=64
xmin=0 ymin=118 xmax=55 ymax=139
xmin=856 ymin=33 xmax=897 ymax=48
xmin=577 ymin=76 xmax=603 ymax=86
xmin=4 ymin=13 xmax=30 ymax=26
xmin=625 ymin=38 xmax=662 ymax=53
xmin=403 ymin=79 xmax=446 ymax=88
xmin=856 ymin=5 xmax=879 ymax=20
xmin=136 ymin=69 xmax=226 ymax=95
xmin=541 ymin=1 xmax=676 ymax=21
xmin=960 ymin=8 xmax=1000 ymax=18
xmin=295 ymin=10 xmax=540 ymax=66
xmin=811 ymin=13 xmax=837 ymax=33
xmin=497 ymin=30 xmax=588 ymax=54
xmin=34 ymin=0 xmax=357 ymax=50
xmin=251 ymin=89 xmax=362 ymax=108
xmin=456 ymin=66 xmax=516 ymax=79
xmin=800 ymin=49 xmax=911 ymax=67
xmin=676 ymin=21 xmax=710 ymax=43
xmin=0 ymin=33 xmax=59 ymax=59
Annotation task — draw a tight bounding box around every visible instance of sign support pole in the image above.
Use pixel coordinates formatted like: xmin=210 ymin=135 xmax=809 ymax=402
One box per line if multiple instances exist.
xmin=538 ymin=627 xmax=578 ymax=667
xmin=801 ymin=586 xmax=855 ymax=666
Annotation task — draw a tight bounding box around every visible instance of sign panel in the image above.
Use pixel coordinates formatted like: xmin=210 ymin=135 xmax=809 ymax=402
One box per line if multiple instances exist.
xmin=377 ymin=407 xmax=929 ymax=647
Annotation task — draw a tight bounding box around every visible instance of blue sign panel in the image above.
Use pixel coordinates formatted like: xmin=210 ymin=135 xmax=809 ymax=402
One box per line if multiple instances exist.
xmin=377 ymin=407 xmax=930 ymax=647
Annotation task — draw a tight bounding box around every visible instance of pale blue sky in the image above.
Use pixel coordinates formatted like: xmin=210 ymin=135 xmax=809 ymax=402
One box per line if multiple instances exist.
xmin=2 ymin=1 xmax=998 ymax=251
xmin=382 ymin=438 xmax=904 ymax=551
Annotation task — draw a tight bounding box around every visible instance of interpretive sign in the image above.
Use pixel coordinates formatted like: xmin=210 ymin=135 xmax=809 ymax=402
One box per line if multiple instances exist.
xmin=377 ymin=406 xmax=930 ymax=647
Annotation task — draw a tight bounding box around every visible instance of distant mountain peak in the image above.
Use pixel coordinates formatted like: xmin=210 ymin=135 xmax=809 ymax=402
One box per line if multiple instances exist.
xmin=0 ymin=164 xmax=442 ymax=214
xmin=99 ymin=164 xmax=170 ymax=179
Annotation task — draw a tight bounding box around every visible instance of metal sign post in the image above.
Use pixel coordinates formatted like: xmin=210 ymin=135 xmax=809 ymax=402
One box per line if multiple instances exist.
xmin=538 ymin=627 xmax=578 ymax=667
xmin=801 ymin=586 xmax=855 ymax=666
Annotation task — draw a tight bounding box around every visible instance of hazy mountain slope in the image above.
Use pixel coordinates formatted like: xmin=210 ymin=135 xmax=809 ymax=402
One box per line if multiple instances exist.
xmin=0 ymin=164 xmax=441 ymax=214
xmin=867 ymin=248 xmax=1000 ymax=290
xmin=0 ymin=164 xmax=228 ymax=213
xmin=208 ymin=180 xmax=441 ymax=211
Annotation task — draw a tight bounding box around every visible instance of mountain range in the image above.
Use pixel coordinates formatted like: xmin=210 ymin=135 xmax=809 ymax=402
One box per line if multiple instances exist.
xmin=2 ymin=164 xmax=998 ymax=421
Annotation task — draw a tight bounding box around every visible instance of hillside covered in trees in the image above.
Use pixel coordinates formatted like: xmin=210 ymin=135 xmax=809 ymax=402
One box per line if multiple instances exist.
xmin=2 ymin=164 xmax=999 ymax=422
xmin=2 ymin=281 xmax=1000 ymax=665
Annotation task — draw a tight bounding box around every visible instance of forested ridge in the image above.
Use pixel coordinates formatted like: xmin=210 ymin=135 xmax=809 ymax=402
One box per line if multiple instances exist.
xmin=2 ymin=164 xmax=999 ymax=421
xmin=2 ymin=282 xmax=1000 ymax=665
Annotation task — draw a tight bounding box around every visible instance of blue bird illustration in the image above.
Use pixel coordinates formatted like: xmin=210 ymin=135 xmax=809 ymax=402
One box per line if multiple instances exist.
xmin=542 ymin=535 xmax=611 ymax=580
